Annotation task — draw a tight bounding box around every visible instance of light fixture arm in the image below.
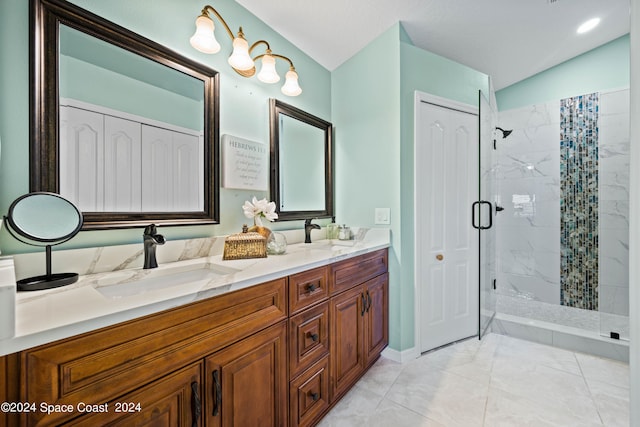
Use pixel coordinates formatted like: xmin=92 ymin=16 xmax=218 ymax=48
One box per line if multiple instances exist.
xmin=200 ymin=5 xmax=235 ymax=40
xmin=253 ymin=52 xmax=296 ymax=70
xmin=249 ymin=40 xmax=296 ymax=69
xmin=249 ymin=39 xmax=271 ymax=54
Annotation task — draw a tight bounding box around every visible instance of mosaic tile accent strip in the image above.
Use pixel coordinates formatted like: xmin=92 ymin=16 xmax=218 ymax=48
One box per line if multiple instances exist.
xmin=560 ymin=93 xmax=599 ymax=310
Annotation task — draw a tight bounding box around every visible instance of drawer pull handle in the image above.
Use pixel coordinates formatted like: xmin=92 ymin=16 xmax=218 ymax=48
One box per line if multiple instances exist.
xmin=308 ymin=332 xmax=319 ymax=342
xmin=309 ymin=392 xmax=320 ymax=401
xmin=306 ymin=283 xmax=317 ymax=292
xmin=191 ymin=381 xmax=201 ymax=427
xmin=212 ymin=370 xmax=222 ymax=416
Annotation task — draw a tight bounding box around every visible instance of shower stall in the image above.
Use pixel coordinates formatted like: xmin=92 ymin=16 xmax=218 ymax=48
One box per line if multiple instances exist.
xmin=478 ymin=88 xmax=630 ymax=361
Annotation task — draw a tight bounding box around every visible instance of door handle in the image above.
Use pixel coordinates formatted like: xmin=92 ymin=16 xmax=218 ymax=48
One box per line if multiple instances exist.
xmin=472 ymin=201 xmax=493 ymax=230
xmin=191 ymin=381 xmax=201 ymax=427
xmin=472 ymin=201 xmax=480 ymax=229
xmin=436 ymin=254 xmax=444 ymax=261
xmin=212 ymin=370 xmax=222 ymax=416
xmin=482 ymin=201 xmax=493 ymax=229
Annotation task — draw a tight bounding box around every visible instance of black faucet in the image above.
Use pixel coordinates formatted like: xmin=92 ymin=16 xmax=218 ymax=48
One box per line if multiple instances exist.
xmin=143 ymin=224 xmax=166 ymax=269
xmin=304 ymin=219 xmax=321 ymax=244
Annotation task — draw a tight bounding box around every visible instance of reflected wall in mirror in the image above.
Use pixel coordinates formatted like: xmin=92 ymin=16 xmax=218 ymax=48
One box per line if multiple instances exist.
xmin=31 ymin=0 xmax=220 ymax=229
xmin=269 ymin=99 xmax=333 ymax=221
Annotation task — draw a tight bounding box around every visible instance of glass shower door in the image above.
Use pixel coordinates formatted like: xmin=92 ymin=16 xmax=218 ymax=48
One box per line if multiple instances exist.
xmin=477 ymin=90 xmax=497 ymax=338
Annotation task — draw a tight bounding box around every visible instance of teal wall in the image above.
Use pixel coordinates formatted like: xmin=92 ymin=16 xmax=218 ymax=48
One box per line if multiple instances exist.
xmin=496 ymin=34 xmax=630 ymax=110
xmin=332 ymin=24 xmax=403 ymax=349
xmin=60 ymin=55 xmax=204 ymax=131
xmin=0 ymin=0 xmax=331 ymax=254
xmin=331 ymin=23 xmax=488 ymax=352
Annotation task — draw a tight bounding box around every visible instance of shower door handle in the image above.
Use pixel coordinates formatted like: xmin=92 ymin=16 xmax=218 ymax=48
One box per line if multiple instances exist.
xmin=472 ymin=201 xmax=493 ymax=230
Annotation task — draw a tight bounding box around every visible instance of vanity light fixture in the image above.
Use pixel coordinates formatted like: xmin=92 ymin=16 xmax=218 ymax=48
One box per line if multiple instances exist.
xmin=577 ymin=17 xmax=600 ymax=34
xmin=190 ymin=5 xmax=302 ymax=96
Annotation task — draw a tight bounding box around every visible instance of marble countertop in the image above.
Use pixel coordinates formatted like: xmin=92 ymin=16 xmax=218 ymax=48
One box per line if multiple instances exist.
xmin=0 ymin=228 xmax=389 ymax=356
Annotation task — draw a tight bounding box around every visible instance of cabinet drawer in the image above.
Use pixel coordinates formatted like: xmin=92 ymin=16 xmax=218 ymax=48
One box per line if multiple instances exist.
xmin=21 ymin=278 xmax=286 ymax=426
xmin=289 ymin=355 xmax=330 ymax=427
xmin=330 ymin=249 xmax=388 ymax=294
xmin=289 ymin=302 xmax=329 ymax=378
xmin=289 ymin=266 xmax=329 ymax=314
xmin=64 ymin=362 xmax=204 ymax=427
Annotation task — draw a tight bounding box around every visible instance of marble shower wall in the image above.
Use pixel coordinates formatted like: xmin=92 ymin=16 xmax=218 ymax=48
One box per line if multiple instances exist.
xmin=598 ymin=89 xmax=630 ymax=318
xmin=496 ymin=100 xmax=561 ymax=305
xmin=495 ymin=89 xmax=629 ymax=319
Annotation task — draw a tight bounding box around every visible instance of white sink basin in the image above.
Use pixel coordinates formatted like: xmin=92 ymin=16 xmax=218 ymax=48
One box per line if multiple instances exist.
xmin=298 ymin=240 xmax=357 ymax=250
xmin=95 ymin=262 xmax=239 ymax=299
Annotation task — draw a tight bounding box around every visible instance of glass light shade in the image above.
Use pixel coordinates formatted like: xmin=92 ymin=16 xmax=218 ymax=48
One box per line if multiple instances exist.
xmin=228 ymin=37 xmax=254 ymax=71
xmin=189 ymin=15 xmax=220 ymax=54
xmin=257 ymin=54 xmax=280 ymax=83
xmin=281 ymin=70 xmax=302 ymax=96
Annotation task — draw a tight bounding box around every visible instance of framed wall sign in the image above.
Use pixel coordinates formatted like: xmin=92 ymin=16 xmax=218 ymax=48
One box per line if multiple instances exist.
xmin=221 ymin=134 xmax=269 ymax=191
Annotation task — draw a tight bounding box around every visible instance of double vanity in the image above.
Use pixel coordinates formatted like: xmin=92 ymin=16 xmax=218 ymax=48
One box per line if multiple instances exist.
xmin=0 ymin=228 xmax=389 ymax=426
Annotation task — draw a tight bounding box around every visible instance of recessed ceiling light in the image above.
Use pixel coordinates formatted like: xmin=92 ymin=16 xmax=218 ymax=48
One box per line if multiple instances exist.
xmin=577 ymin=18 xmax=600 ymax=34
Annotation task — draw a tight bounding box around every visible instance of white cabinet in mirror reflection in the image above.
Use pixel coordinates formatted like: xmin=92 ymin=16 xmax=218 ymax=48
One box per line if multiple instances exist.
xmin=60 ymin=100 xmax=203 ymax=212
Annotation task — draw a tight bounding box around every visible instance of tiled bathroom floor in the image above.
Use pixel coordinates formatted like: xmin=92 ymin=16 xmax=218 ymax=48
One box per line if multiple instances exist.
xmin=318 ymin=333 xmax=629 ymax=427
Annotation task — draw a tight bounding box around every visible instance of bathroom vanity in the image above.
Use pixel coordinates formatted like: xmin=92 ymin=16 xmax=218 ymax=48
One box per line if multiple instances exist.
xmin=0 ymin=231 xmax=389 ymax=426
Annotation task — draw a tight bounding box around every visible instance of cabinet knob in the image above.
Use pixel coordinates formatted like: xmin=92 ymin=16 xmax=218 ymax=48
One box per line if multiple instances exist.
xmin=436 ymin=254 xmax=444 ymax=261
xmin=306 ymin=283 xmax=317 ymax=292
xmin=307 ymin=332 xmax=319 ymax=342
xmin=309 ymin=392 xmax=319 ymax=401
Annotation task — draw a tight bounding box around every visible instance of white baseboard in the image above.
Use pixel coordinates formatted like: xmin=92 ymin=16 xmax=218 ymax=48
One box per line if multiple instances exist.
xmin=381 ymin=346 xmax=419 ymax=363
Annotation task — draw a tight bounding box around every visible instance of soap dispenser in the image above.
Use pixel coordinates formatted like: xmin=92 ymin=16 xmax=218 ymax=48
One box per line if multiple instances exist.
xmin=327 ymin=217 xmax=338 ymax=240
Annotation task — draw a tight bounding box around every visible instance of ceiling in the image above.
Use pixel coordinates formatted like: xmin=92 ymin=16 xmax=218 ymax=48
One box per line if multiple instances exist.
xmin=235 ymin=0 xmax=630 ymax=90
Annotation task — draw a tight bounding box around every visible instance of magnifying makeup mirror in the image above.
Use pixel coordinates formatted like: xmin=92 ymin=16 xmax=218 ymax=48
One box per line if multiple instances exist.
xmin=3 ymin=192 xmax=83 ymax=291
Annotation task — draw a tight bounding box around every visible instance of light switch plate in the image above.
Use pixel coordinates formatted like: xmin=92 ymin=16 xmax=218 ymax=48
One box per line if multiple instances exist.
xmin=375 ymin=208 xmax=390 ymax=225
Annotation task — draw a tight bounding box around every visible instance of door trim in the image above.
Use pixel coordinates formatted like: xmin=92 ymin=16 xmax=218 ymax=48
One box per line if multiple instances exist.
xmin=413 ymin=90 xmax=479 ymax=355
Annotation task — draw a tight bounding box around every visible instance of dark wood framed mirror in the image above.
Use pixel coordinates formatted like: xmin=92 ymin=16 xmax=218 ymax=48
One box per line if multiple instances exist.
xmin=31 ymin=0 xmax=220 ymax=229
xmin=269 ymin=99 xmax=333 ymax=221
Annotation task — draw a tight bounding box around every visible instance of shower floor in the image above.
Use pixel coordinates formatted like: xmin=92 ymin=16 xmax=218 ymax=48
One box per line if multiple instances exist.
xmin=491 ymin=294 xmax=629 ymax=362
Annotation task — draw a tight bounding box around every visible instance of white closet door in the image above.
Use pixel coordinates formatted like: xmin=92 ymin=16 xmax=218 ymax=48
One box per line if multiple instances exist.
xmin=417 ymin=97 xmax=479 ymax=353
xmin=59 ymin=106 xmax=104 ymax=211
xmin=104 ymin=116 xmax=142 ymax=211
xmin=141 ymin=125 xmax=174 ymax=211
xmin=172 ymin=132 xmax=201 ymax=211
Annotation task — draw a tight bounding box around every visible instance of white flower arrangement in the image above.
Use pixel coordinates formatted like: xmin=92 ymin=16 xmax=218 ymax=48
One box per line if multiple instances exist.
xmin=242 ymin=197 xmax=278 ymax=226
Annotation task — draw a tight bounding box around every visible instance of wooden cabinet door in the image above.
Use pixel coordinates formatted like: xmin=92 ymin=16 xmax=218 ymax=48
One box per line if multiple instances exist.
xmin=329 ymin=285 xmax=365 ymax=402
xmin=364 ymin=273 xmax=389 ymax=365
xmin=205 ymin=322 xmax=287 ymax=427
xmin=67 ymin=362 xmax=203 ymax=427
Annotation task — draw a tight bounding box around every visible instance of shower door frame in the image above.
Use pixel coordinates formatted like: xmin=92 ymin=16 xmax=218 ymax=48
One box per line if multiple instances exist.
xmin=477 ymin=90 xmax=498 ymax=339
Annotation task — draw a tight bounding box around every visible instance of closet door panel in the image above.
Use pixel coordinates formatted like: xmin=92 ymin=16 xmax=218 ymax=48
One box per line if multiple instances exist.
xmin=59 ymin=106 xmax=104 ymax=211
xmin=104 ymin=116 xmax=142 ymax=212
xmin=172 ymin=132 xmax=201 ymax=211
xmin=141 ymin=125 xmax=174 ymax=211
